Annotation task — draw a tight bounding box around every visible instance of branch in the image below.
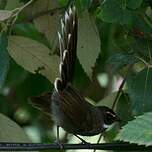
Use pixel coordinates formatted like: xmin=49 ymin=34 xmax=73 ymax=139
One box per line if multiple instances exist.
xmin=0 ymin=142 xmax=151 ymax=151
xmin=112 ymin=64 xmax=133 ymax=109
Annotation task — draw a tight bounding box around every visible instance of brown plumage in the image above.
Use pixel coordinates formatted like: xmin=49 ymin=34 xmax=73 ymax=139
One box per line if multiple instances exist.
xmin=51 ymin=6 xmax=120 ymax=136
xmin=30 ymin=6 xmax=119 ymax=139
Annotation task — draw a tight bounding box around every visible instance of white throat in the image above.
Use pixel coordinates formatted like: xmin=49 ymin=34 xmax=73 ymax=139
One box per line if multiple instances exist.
xmin=103 ymin=123 xmax=110 ymax=129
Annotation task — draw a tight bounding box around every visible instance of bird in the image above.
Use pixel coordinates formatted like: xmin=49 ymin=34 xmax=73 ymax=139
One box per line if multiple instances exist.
xmin=30 ymin=6 xmax=120 ymax=143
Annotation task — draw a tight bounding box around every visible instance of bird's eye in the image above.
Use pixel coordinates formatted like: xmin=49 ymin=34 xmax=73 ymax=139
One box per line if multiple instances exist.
xmin=104 ymin=111 xmax=116 ymax=125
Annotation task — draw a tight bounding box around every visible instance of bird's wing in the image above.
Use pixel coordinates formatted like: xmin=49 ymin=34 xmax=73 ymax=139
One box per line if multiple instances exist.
xmin=58 ymin=84 xmax=93 ymax=131
xmin=29 ymin=92 xmax=52 ymax=117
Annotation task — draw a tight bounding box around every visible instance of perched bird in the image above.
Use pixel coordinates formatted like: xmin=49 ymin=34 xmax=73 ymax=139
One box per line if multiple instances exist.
xmin=30 ymin=6 xmax=120 ymax=142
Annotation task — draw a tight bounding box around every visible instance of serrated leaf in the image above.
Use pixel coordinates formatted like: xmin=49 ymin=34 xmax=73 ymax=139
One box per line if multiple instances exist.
xmin=77 ymin=11 xmax=100 ymax=78
xmin=33 ymin=0 xmax=60 ymax=49
xmin=0 ymin=113 xmax=38 ymax=152
xmin=7 ymin=36 xmax=59 ymax=83
xmin=116 ymin=112 xmax=152 ymax=146
xmin=0 ymin=33 xmax=10 ymax=88
xmin=127 ymin=68 xmax=152 ymax=115
xmin=0 ymin=10 xmax=12 ymax=21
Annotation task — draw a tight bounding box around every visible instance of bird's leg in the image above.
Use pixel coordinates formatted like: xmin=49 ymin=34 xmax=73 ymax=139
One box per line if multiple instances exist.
xmin=74 ymin=134 xmax=90 ymax=144
xmin=55 ymin=125 xmax=63 ymax=150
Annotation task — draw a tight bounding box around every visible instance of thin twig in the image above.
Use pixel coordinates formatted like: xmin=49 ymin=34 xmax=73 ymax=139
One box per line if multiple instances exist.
xmin=112 ymin=64 xmax=133 ymax=110
xmin=93 ymin=134 xmax=102 ymax=152
xmin=0 ymin=142 xmax=151 ymax=151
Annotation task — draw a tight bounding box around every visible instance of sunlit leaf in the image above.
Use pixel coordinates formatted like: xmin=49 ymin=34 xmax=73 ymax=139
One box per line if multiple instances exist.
xmin=77 ymin=11 xmax=100 ymax=78
xmin=0 ymin=10 xmax=12 ymax=21
xmin=0 ymin=113 xmax=38 ymax=152
xmin=7 ymin=36 xmax=59 ymax=83
xmin=116 ymin=112 xmax=152 ymax=146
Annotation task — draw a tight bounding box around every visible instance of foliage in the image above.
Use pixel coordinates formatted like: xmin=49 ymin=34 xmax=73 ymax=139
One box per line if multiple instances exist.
xmin=116 ymin=112 xmax=152 ymax=146
xmin=0 ymin=0 xmax=152 ymax=151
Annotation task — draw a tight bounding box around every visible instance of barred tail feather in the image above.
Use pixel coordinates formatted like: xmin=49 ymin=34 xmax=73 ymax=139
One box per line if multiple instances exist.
xmin=55 ymin=6 xmax=77 ymax=92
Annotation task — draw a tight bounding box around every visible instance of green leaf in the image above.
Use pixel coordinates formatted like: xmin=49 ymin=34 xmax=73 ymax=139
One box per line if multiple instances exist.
xmin=0 ymin=33 xmax=10 ymax=88
xmin=127 ymin=0 xmax=143 ymax=9
xmin=0 ymin=10 xmax=12 ymax=21
xmin=107 ymin=52 xmax=137 ymax=73
xmin=97 ymin=92 xmax=117 ymax=108
xmin=0 ymin=113 xmax=38 ymax=152
xmin=13 ymin=23 xmax=50 ymax=47
xmin=116 ymin=112 xmax=152 ymax=146
xmin=5 ymin=0 xmax=23 ymax=10
xmin=77 ymin=11 xmax=101 ymax=78
xmin=33 ymin=0 xmax=60 ymax=49
xmin=98 ymin=0 xmax=133 ymax=25
xmin=116 ymin=93 xmax=133 ymax=125
xmin=0 ymin=0 xmax=7 ymax=9
xmin=127 ymin=68 xmax=152 ymax=115
xmin=75 ymin=0 xmax=92 ymax=12
xmin=58 ymin=0 xmax=69 ymax=7
xmin=131 ymin=14 xmax=152 ymax=34
xmin=7 ymin=36 xmax=59 ymax=83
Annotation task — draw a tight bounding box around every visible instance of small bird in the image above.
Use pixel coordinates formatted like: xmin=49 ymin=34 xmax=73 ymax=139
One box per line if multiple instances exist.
xmin=30 ymin=6 xmax=120 ymax=143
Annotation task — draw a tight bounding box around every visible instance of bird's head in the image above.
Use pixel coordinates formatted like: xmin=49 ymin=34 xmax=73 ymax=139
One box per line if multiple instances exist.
xmin=98 ymin=106 xmax=120 ymax=127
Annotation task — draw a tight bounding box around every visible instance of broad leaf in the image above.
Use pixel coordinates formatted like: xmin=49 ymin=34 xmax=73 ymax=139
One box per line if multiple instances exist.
xmin=116 ymin=112 xmax=152 ymax=146
xmin=7 ymin=36 xmax=59 ymax=83
xmin=107 ymin=52 xmax=137 ymax=73
xmin=97 ymin=92 xmax=117 ymax=108
xmin=0 ymin=113 xmax=38 ymax=152
xmin=127 ymin=68 xmax=152 ymax=115
xmin=77 ymin=11 xmax=101 ymax=78
xmin=33 ymin=0 xmax=60 ymax=49
xmin=13 ymin=23 xmax=50 ymax=47
xmin=0 ymin=10 xmax=12 ymax=21
xmin=98 ymin=0 xmax=133 ymax=25
xmin=0 ymin=33 xmax=10 ymax=88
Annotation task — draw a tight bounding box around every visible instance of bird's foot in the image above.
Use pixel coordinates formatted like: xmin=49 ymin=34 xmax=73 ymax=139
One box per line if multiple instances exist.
xmin=81 ymin=140 xmax=90 ymax=145
xmin=74 ymin=134 xmax=90 ymax=144
xmin=54 ymin=140 xmax=64 ymax=150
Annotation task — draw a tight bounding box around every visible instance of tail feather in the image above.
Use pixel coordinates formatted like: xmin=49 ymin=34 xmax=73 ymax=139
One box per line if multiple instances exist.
xmin=55 ymin=6 xmax=77 ymax=92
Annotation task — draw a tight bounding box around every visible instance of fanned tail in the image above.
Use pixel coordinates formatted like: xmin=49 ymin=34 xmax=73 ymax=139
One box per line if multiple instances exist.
xmin=54 ymin=6 xmax=77 ymax=92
